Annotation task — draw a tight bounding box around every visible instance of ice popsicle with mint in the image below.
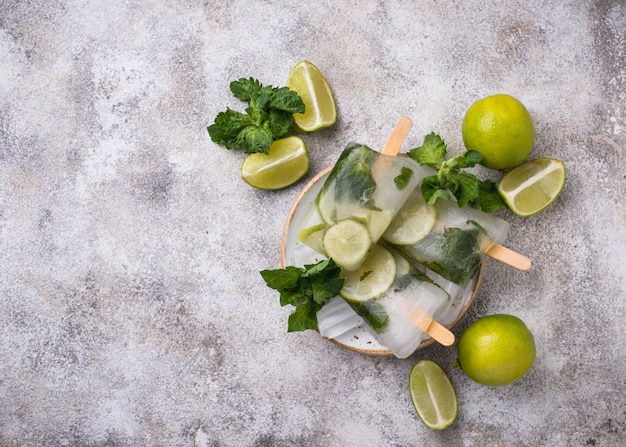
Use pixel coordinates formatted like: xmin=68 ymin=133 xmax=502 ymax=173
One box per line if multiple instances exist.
xmin=383 ymin=187 xmax=529 ymax=287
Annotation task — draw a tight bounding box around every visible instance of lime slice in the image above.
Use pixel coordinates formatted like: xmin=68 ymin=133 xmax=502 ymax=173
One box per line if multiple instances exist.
xmin=287 ymin=60 xmax=337 ymax=132
xmin=323 ymin=219 xmax=371 ymax=271
xmin=340 ymin=244 xmax=396 ymax=302
xmin=409 ymin=360 xmax=458 ymax=430
xmin=383 ymin=193 xmax=436 ymax=245
xmin=298 ymin=223 xmax=327 ymax=254
xmin=241 ymin=136 xmax=309 ymax=190
xmin=497 ymin=158 xmax=566 ymax=217
xmin=316 ymin=187 xmax=337 ymax=224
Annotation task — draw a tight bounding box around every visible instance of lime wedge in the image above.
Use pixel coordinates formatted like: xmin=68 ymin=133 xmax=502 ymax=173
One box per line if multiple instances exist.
xmin=497 ymin=158 xmax=566 ymax=217
xmin=323 ymin=219 xmax=371 ymax=271
xmin=383 ymin=192 xmax=436 ymax=245
xmin=287 ymin=61 xmax=337 ymax=132
xmin=298 ymin=223 xmax=327 ymax=254
xmin=340 ymin=244 xmax=396 ymax=302
xmin=241 ymin=136 xmax=309 ymax=190
xmin=409 ymin=360 xmax=458 ymax=430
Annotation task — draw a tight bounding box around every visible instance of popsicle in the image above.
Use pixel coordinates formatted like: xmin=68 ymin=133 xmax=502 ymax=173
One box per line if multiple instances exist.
xmin=310 ymin=132 xmax=431 ymax=271
xmin=384 ymin=187 xmax=530 ymax=287
xmin=338 ymin=244 xmax=452 ymax=358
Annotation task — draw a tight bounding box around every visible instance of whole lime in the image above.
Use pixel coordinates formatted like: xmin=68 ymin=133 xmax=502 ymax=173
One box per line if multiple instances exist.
xmin=457 ymin=314 xmax=536 ymax=386
xmin=462 ymin=94 xmax=535 ymax=170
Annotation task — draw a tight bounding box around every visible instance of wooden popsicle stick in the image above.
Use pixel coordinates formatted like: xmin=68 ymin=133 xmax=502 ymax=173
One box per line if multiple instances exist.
xmin=411 ymin=309 xmax=456 ymax=347
xmin=380 ymin=116 xmax=454 ymax=347
xmin=381 ymin=116 xmax=412 ymax=156
xmin=485 ymin=243 xmax=532 ymax=271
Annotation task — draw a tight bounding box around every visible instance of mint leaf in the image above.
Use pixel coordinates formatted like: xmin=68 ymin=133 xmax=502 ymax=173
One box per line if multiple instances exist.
xmin=209 ymin=77 xmax=306 ymax=154
xmin=267 ymin=109 xmax=294 ymax=139
xmin=421 ymin=175 xmax=451 ymax=205
xmin=332 ymin=143 xmax=380 ymax=210
xmin=451 ymin=171 xmax=480 ymax=208
xmin=260 ymin=259 xmax=344 ymax=332
xmin=408 ymin=133 xmax=447 ymax=168
xmin=234 ymin=124 xmax=274 ymax=154
xmin=270 ymin=87 xmax=305 ymax=114
xmin=473 ymin=180 xmax=507 ymax=212
xmin=230 ymin=78 xmax=263 ymax=101
xmin=261 ymin=266 xmax=302 ymax=291
xmin=445 ymin=150 xmax=483 ymax=170
xmin=394 ymin=167 xmax=414 ymax=190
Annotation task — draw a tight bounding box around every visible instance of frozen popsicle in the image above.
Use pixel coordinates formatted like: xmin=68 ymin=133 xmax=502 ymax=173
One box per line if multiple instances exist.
xmin=307 ymin=120 xmax=430 ymax=271
xmin=383 ymin=187 xmax=530 ymax=287
xmin=338 ymin=244 xmax=453 ymax=358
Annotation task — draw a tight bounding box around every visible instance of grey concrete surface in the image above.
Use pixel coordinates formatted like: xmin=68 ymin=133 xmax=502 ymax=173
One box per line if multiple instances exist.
xmin=1 ymin=1 xmax=625 ymax=446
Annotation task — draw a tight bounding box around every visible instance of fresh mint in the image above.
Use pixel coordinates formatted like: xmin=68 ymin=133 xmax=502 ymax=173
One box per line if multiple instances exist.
xmin=260 ymin=259 xmax=344 ymax=332
xmin=331 ymin=143 xmax=381 ymax=211
xmin=408 ymin=133 xmax=506 ymax=212
xmin=208 ymin=78 xmax=305 ymax=154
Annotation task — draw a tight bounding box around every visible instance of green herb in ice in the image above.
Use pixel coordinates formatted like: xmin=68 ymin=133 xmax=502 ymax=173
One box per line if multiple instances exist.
xmin=331 ymin=143 xmax=381 ymax=211
xmin=260 ymin=259 xmax=344 ymax=332
xmin=394 ymin=167 xmax=414 ymax=190
xmin=347 ymin=300 xmax=389 ymax=332
xmin=408 ymin=133 xmax=506 ymax=212
xmin=208 ymin=78 xmax=305 ymax=154
xmin=420 ymin=226 xmax=483 ymax=284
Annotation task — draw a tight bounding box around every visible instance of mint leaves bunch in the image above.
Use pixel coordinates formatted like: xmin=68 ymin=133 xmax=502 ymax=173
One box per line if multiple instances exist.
xmin=408 ymin=133 xmax=506 ymax=212
xmin=208 ymin=78 xmax=305 ymax=155
xmin=260 ymin=259 xmax=344 ymax=332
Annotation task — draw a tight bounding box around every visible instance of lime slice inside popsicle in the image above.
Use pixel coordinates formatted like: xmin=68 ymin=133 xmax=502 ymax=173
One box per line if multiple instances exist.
xmin=383 ymin=192 xmax=436 ymax=245
xmin=323 ymin=219 xmax=371 ymax=271
xmin=340 ymin=244 xmax=396 ymax=302
xmin=298 ymin=223 xmax=327 ymax=254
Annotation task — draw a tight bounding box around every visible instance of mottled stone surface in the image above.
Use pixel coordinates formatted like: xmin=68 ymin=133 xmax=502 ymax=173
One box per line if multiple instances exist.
xmin=1 ymin=1 xmax=625 ymax=446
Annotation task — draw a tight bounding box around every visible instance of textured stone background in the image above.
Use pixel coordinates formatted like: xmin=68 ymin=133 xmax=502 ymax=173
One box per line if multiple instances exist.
xmin=1 ymin=1 xmax=625 ymax=446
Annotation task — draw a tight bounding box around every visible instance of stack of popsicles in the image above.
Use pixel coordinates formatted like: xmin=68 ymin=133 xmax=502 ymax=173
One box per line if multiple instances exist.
xmin=292 ymin=117 xmax=530 ymax=359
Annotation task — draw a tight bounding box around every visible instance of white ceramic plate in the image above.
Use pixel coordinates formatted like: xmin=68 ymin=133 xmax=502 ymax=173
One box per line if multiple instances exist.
xmin=280 ymin=166 xmax=483 ymax=356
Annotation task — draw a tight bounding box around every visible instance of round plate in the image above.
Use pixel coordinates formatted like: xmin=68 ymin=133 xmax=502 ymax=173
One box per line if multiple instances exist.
xmin=280 ymin=166 xmax=483 ymax=356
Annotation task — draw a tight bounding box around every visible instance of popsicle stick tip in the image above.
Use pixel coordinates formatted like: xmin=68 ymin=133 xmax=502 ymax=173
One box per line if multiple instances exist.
xmin=485 ymin=243 xmax=532 ymax=271
xmin=381 ymin=116 xmax=413 ymax=156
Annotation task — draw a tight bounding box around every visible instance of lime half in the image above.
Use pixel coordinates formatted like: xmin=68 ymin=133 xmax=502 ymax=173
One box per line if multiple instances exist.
xmin=383 ymin=192 xmax=436 ymax=245
xmin=241 ymin=136 xmax=309 ymax=190
xmin=497 ymin=158 xmax=566 ymax=216
xmin=287 ymin=61 xmax=337 ymax=132
xmin=409 ymin=360 xmax=458 ymax=430
xmin=340 ymin=244 xmax=396 ymax=302
xmin=323 ymin=219 xmax=371 ymax=271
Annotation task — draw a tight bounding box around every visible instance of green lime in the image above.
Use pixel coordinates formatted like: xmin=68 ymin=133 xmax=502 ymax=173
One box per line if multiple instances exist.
xmin=457 ymin=314 xmax=536 ymax=386
xmin=409 ymin=360 xmax=458 ymax=430
xmin=241 ymin=136 xmax=309 ymax=190
xmin=287 ymin=60 xmax=337 ymax=132
xmin=383 ymin=192 xmax=436 ymax=245
xmin=298 ymin=223 xmax=327 ymax=254
xmin=462 ymin=94 xmax=535 ymax=170
xmin=497 ymin=158 xmax=566 ymax=217
xmin=340 ymin=244 xmax=396 ymax=302
xmin=323 ymin=219 xmax=371 ymax=271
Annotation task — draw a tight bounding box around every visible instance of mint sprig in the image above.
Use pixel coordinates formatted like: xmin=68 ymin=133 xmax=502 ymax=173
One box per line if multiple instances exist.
xmin=408 ymin=133 xmax=506 ymax=212
xmin=260 ymin=259 xmax=344 ymax=332
xmin=208 ymin=78 xmax=305 ymax=154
